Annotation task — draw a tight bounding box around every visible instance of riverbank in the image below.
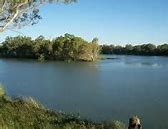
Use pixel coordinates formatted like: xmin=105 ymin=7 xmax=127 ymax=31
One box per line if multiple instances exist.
xmin=101 ymin=44 xmax=168 ymax=56
xmin=0 ymin=86 xmax=125 ymax=129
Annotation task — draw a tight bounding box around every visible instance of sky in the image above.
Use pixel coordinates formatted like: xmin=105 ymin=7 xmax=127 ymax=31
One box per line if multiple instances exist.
xmin=1 ymin=0 xmax=168 ymax=45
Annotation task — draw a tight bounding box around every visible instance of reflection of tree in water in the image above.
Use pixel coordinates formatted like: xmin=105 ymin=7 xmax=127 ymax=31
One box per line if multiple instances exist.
xmin=122 ymin=57 xmax=167 ymax=68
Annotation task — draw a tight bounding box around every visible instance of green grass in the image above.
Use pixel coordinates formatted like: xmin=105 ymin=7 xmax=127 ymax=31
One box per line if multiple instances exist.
xmin=0 ymin=87 xmax=125 ymax=129
xmin=0 ymin=84 xmax=5 ymax=97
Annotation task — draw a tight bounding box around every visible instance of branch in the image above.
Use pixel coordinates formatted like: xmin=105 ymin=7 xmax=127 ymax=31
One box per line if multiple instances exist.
xmin=0 ymin=10 xmax=19 ymax=32
xmin=0 ymin=0 xmax=5 ymax=12
xmin=0 ymin=0 xmax=76 ymax=32
xmin=6 ymin=27 xmax=25 ymax=35
xmin=0 ymin=0 xmax=29 ymax=32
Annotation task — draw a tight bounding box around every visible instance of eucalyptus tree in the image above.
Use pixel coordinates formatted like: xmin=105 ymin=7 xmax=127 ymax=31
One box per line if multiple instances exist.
xmin=0 ymin=34 xmax=100 ymax=61
xmin=33 ymin=35 xmax=52 ymax=59
xmin=1 ymin=36 xmax=34 ymax=57
xmin=91 ymin=38 xmax=100 ymax=61
xmin=0 ymin=0 xmax=77 ymax=32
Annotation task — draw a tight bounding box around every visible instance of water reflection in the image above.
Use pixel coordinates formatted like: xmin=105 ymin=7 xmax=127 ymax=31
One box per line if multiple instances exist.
xmin=112 ymin=55 xmax=168 ymax=68
xmin=124 ymin=61 xmax=162 ymax=68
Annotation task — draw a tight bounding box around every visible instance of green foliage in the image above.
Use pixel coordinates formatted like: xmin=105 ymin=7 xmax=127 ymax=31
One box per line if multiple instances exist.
xmin=0 ymin=34 xmax=100 ymax=61
xmin=110 ymin=121 xmax=125 ymax=129
xmin=104 ymin=121 xmax=125 ymax=129
xmin=0 ymin=94 xmax=125 ymax=129
xmin=101 ymin=43 xmax=168 ymax=56
xmin=1 ymin=36 xmax=34 ymax=58
xmin=0 ymin=84 xmax=126 ymax=129
xmin=0 ymin=0 xmax=77 ymax=32
xmin=38 ymin=54 xmax=45 ymax=62
xmin=0 ymin=84 xmax=5 ymax=97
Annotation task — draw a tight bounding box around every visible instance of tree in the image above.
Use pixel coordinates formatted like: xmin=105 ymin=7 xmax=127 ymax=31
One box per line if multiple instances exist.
xmin=0 ymin=34 xmax=100 ymax=61
xmin=91 ymin=38 xmax=100 ymax=61
xmin=101 ymin=43 xmax=168 ymax=56
xmin=1 ymin=36 xmax=34 ymax=57
xmin=101 ymin=45 xmax=115 ymax=54
xmin=140 ymin=44 xmax=156 ymax=55
xmin=157 ymin=44 xmax=168 ymax=55
xmin=0 ymin=0 xmax=77 ymax=32
xmin=125 ymin=44 xmax=133 ymax=54
xmin=78 ymin=43 xmax=99 ymax=62
xmin=33 ymin=35 xmax=52 ymax=59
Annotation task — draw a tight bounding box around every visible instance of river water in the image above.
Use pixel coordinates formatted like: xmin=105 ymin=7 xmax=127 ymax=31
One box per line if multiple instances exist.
xmin=0 ymin=55 xmax=168 ymax=129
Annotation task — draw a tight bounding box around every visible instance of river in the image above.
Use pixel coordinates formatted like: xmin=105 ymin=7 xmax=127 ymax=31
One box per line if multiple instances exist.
xmin=0 ymin=55 xmax=168 ymax=129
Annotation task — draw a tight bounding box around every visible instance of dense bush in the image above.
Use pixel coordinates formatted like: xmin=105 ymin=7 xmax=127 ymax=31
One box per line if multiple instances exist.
xmin=101 ymin=44 xmax=168 ymax=56
xmin=0 ymin=34 xmax=100 ymax=62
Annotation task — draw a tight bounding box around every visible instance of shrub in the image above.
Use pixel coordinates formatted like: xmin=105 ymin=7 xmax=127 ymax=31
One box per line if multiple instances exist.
xmin=0 ymin=84 xmax=5 ymax=97
xmin=104 ymin=120 xmax=125 ymax=129
xmin=38 ymin=54 xmax=45 ymax=62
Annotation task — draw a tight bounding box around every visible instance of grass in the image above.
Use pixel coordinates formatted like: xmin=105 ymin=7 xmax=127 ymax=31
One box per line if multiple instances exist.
xmin=0 ymin=84 xmax=5 ymax=97
xmin=0 ymin=87 xmax=125 ymax=129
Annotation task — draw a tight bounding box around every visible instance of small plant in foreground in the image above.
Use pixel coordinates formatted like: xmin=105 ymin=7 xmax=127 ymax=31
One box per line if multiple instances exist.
xmin=104 ymin=120 xmax=126 ymax=129
xmin=0 ymin=84 xmax=5 ymax=97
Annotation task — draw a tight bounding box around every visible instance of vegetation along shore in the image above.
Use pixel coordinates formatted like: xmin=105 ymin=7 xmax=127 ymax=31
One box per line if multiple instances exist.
xmin=0 ymin=85 xmax=128 ymax=129
xmin=101 ymin=44 xmax=168 ymax=56
xmin=1 ymin=34 xmax=168 ymax=63
xmin=0 ymin=34 xmax=100 ymax=62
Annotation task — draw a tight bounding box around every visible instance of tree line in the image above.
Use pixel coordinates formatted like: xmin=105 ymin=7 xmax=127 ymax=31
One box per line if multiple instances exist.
xmin=1 ymin=36 xmax=168 ymax=61
xmin=0 ymin=34 xmax=100 ymax=61
xmin=101 ymin=44 xmax=168 ymax=56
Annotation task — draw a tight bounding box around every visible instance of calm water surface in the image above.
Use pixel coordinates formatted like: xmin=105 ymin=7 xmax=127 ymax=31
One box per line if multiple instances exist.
xmin=0 ymin=55 xmax=168 ymax=129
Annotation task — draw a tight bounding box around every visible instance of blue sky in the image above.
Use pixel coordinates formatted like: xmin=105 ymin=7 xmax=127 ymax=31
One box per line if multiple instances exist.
xmin=1 ymin=0 xmax=168 ymax=45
